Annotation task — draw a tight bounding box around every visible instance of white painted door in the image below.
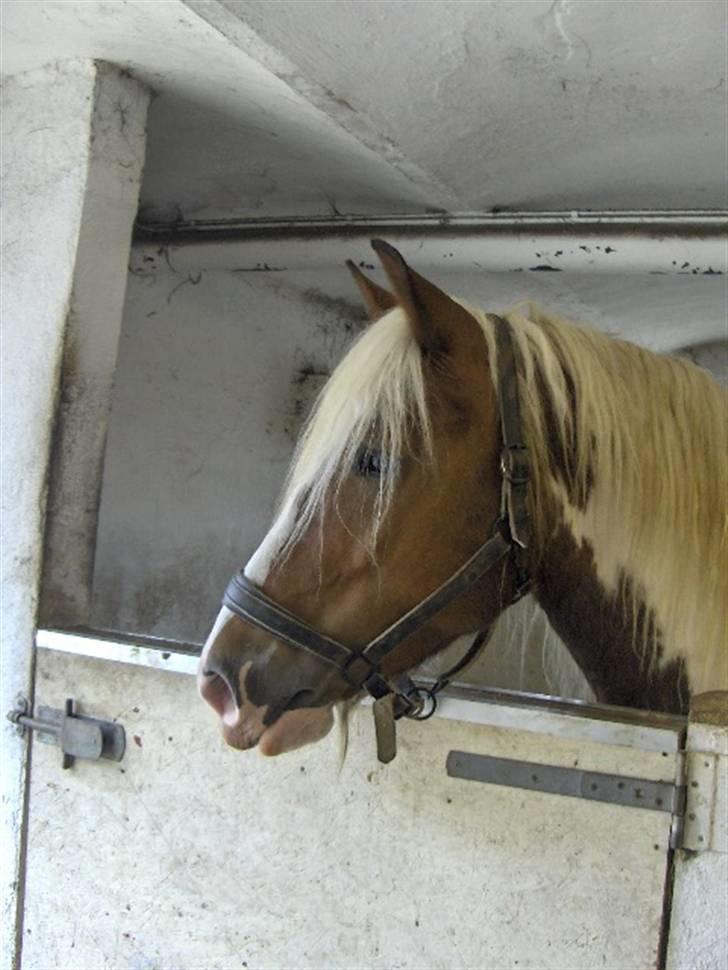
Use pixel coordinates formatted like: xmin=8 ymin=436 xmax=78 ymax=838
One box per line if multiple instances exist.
xmin=24 ymin=644 xmax=681 ymax=970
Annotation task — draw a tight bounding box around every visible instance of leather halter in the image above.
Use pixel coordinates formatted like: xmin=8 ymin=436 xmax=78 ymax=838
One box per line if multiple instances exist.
xmin=220 ymin=316 xmax=531 ymax=755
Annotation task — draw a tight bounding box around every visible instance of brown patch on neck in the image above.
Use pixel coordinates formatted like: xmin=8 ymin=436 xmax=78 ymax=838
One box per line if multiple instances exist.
xmin=535 ymin=359 xmax=593 ymax=512
xmin=534 ymin=522 xmax=690 ymax=715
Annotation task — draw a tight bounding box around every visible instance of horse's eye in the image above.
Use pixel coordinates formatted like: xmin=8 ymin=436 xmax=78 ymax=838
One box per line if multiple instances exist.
xmin=355 ymin=447 xmax=387 ymax=478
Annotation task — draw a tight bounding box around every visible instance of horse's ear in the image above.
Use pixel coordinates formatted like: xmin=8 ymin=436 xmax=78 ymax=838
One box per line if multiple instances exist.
xmin=370 ymin=239 xmax=470 ymax=356
xmin=346 ymin=260 xmax=397 ymax=321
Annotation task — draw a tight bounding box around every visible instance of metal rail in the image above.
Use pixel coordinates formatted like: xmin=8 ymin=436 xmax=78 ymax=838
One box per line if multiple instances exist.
xmin=136 ymin=209 xmax=728 ymax=242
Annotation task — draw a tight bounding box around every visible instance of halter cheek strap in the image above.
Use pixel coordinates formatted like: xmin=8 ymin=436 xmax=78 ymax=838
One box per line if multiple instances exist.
xmin=219 ymin=316 xmax=531 ymax=762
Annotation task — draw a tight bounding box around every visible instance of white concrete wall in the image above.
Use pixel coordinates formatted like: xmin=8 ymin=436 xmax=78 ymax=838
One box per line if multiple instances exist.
xmin=1 ymin=60 xmax=97 ymax=969
xmin=0 ymin=60 xmax=148 ymax=969
xmin=39 ymin=64 xmax=149 ymax=628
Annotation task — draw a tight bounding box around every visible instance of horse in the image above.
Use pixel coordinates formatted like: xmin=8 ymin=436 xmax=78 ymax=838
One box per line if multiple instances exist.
xmin=198 ymin=239 xmax=727 ymax=758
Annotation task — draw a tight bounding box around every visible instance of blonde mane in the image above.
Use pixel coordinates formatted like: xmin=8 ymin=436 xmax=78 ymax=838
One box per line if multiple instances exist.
xmin=274 ymin=299 xmax=727 ymax=695
xmin=276 ymin=307 xmax=432 ymax=556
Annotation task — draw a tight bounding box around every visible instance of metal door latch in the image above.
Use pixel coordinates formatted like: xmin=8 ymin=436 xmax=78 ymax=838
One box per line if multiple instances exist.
xmin=7 ymin=695 xmax=126 ymax=769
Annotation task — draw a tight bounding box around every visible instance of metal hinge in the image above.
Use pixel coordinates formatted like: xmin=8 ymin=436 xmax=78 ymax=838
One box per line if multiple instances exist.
xmin=678 ymin=749 xmax=722 ymax=852
xmin=7 ymin=695 xmax=126 ymax=769
xmin=446 ymin=750 xmax=694 ymax=849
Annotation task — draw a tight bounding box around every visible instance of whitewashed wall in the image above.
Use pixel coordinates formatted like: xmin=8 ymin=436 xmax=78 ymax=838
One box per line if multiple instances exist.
xmin=0 ymin=60 xmax=148 ymax=969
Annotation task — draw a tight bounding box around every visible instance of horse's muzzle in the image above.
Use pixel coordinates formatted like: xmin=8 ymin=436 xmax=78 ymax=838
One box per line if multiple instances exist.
xmin=197 ymin=666 xmax=265 ymax=750
xmin=198 ymin=607 xmax=335 ymax=755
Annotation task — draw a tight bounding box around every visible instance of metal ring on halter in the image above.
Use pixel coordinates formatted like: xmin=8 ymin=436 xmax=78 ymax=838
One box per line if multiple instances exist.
xmin=405 ymin=688 xmax=438 ymax=721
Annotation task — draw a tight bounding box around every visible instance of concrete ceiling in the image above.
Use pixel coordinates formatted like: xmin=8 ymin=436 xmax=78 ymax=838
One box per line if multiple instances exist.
xmin=2 ymin=0 xmax=727 ymax=221
xmin=213 ymin=0 xmax=728 ymax=213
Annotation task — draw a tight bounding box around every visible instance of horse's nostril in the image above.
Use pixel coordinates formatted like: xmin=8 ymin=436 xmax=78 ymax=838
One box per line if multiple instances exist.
xmin=199 ymin=670 xmax=239 ymax=722
xmin=200 ymin=653 xmax=243 ymax=705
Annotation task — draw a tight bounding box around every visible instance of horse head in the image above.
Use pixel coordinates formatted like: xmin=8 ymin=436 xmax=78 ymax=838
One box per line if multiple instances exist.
xmin=198 ymin=241 xmax=525 ymax=754
xmin=199 ymin=239 xmax=728 ymax=752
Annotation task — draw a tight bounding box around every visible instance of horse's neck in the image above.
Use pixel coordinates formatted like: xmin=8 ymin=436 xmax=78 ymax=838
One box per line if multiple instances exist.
xmin=531 ymin=507 xmax=689 ymax=715
xmin=508 ymin=318 xmax=727 ymax=714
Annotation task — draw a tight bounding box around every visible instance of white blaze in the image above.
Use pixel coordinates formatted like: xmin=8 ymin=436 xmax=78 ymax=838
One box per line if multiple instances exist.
xmin=198 ymin=604 xmax=236 ymax=675
xmin=243 ymin=497 xmax=299 ymax=586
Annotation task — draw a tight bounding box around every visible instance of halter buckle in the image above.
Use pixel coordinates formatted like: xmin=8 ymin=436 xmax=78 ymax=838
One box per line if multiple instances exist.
xmin=500 ymin=443 xmax=530 ymax=485
xmin=500 ymin=444 xmax=531 ymax=551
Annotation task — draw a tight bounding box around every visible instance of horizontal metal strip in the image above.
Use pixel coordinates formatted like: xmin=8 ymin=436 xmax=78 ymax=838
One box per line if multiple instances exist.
xmin=36 ymin=629 xmax=684 ymax=753
xmin=129 ymin=230 xmax=727 ymax=281
xmin=447 ymin=750 xmax=682 ymax=814
xmin=135 ymin=209 xmax=728 ymax=241
xmin=37 ymin=628 xmax=200 ymax=676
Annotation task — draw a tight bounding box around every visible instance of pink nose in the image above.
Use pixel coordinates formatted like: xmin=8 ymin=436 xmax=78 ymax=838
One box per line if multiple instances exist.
xmin=198 ymin=665 xmax=239 ymax=723
xmin=197 ymin=606 xmax=246 ymax=716
xmin=198 ymin=657 xmax=268 ymax=750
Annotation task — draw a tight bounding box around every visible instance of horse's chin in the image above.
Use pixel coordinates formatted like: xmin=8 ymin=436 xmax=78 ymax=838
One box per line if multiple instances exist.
xmin=220 ymin=720 xmax=263 ymax=751
xmin=220 ymin=705 xmax=334 ymax=755
xmin=258 ymin=706 xmax=335 ymax=756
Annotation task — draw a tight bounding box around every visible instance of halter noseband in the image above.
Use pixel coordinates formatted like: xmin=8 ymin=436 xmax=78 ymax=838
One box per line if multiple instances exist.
xmin=220 ymin=316 xmax=531 ymax=760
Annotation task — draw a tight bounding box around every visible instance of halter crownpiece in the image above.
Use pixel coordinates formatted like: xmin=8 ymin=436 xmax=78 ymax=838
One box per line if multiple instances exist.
xmin=220 ymin=316 xmax=531 ymax=763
